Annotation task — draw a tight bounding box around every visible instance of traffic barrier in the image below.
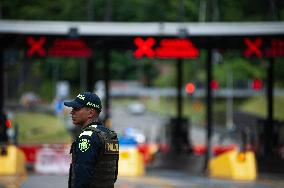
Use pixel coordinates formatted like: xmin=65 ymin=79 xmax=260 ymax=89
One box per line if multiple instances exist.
xmin=34 ymin=145 xmax=71 ymax=175
xmin=191 ymin=144 xmax=236 ymax=156
xmin=209 ymin=149 xmax=257 ymax=180
xmin=118 ymin=137 xmax=145 ymax=177
xmin=137 ymin=143 xmax=158 ymax=165
xmin=0 ymin=145 xmax=27 ymax=176
xmin=213 ymin=144 xmax=237 ymax=156
xmin=19 ymin=144 xmax=41 ymax=166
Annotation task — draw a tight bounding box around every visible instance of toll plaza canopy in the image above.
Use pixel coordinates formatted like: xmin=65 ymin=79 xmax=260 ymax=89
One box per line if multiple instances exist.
xmin=1 ymin=20 xmax=284 ymax=172
xmin=1 ymin=20 xmax=283 ymax=36
xmin=0 ymin=20 xmax=284 ymax=51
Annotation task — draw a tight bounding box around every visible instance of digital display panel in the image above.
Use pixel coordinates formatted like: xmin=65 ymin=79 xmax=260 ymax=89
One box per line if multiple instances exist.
xmin=133 ymin=37 xmax=199 ymax=59
xmin=243 ymin=38 xmax=284 ymax=58
xmin=26 ymin=37 xmax=92 ymax=58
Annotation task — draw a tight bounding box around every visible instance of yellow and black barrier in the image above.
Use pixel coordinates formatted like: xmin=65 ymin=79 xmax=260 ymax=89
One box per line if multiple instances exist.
xmin=209 ymin=149 xmax=257 ymax=181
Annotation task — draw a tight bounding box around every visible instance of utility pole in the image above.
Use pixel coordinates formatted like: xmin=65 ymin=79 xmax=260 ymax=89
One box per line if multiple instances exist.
xmin=104 ymin=0 xmax=112 ymax=21
xmin=86 ymin=0 xmax=94 ymax=21
xmin=268 ymin=0 xmax=279 ymax=20
xmin=86 ymin=0 xmax=95 ymax=92
xmin=178 ymin=0 xmax=185 ymax=22
xmin=0 ymin=51 xmax=3 ymax=112
xmin=226 ymin=63 xmax=234 ymax=130
xmin=199 ymin=0 xmax=207 ymax=22
xmin=204 ymin=0 xmax=219 ymax=171
xmin=103 ymin=0 xmax=112 ymax=128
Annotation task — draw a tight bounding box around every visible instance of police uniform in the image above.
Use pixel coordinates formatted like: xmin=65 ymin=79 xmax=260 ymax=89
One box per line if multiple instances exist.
xmin=69 ymin=122 xmax=119 ymax=188
xmin=64 ymin=92 xmax=119 ymax=188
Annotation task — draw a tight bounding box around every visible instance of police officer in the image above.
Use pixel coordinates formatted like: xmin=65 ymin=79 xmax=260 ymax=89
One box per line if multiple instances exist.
xmin=64 ymin=92 xmax=119 ymax=188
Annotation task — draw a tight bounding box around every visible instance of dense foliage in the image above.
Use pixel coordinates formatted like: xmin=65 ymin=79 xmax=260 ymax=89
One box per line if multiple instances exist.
xmin=1 ymin=0 xmax=284 ymax=21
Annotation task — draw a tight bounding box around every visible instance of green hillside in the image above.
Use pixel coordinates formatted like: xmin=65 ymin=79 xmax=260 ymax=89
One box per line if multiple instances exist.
xmin=241 ymin=96 xmax=284 ymax=121
xmin=13 ymin=112 xmax=71 ymax=144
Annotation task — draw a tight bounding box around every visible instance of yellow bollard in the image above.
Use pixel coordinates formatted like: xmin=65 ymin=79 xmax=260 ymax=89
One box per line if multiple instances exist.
xmin=0 ymin=145 xmax=27 ymax=176
xmin=209 ymin=149 xmax=257 ymax=181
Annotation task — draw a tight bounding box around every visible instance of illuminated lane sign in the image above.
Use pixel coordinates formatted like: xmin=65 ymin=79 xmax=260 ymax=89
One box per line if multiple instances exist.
xmin=134 ymin=37 xmax=155 ymax=58
xmin=156 ymin=38 xmax=199 ymax=58
xmin=243 ymin=38 xmax=284 ymax=58
xmin=27 ymin=37 xmax=46 ymax=58
xmin=26 ymin=37 xmax=92 ymax=58
xmin=265 ymin=39 xmax=284 ymax=57
xmin=243 ymin=38 xmax=263 ymax=58
xmin=133 ymin=37 xmax=199 ymax=59
xmin=48 ymin=39 xmax=92 ymax=58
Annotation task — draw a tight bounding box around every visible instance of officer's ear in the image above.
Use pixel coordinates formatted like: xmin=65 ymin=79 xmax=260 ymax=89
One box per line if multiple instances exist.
xmin=88 ymin=108 xmax=97 ymax=117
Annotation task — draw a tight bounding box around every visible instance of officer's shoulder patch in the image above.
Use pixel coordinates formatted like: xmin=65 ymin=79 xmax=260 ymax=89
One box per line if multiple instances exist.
xmin=104 ymin=140 xmax=119 ymax=154
xmin=79 ymin=130 xmax=93 ymax=138
xmin=78 ymin=138 xmax=91 ymax=152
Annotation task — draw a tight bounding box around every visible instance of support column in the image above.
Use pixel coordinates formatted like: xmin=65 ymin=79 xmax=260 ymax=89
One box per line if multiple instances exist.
xmin=86 ymin=57 xmax=94 ymax=92
xmin=103 ymin=50 xmax=111 ymax=127
xmin=177 ymin=58 xmax=183 ymax=124
xmin=265 ymin=58 xmax=274 ymax=155
xmin=0 ymin=50 xmax=3 ymax=111
xmin=205 ymin=49 xmax=213 ymax=170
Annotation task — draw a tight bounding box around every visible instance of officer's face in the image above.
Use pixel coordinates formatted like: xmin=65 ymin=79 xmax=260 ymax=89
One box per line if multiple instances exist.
xmin=70 ymin=107 xmax=89 ymax=126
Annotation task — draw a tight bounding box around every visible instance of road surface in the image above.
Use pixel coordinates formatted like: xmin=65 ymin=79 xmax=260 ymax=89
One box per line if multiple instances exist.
xmin=2 ymin=169 xmax=280 ymax=188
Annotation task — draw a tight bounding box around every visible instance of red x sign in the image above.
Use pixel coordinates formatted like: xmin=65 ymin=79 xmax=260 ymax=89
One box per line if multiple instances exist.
xmin=27 ymin=37 xmax=46 ymax=58
xmin=243 ymin=38 xmax=263 ymax=58
xmin=133 ymin=37 xmax=156 ymax=59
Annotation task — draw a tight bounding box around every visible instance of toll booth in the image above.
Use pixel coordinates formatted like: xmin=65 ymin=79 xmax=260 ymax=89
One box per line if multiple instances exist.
xmin=165 ymin=117 xmax=192 ymax=153
xmin=255 ymin=119 xmax=284 ymax=173
xmin=0 ymin=21 xmax=284 ymax=175
xmin=233 ymin=111 xmax=284 ymax=173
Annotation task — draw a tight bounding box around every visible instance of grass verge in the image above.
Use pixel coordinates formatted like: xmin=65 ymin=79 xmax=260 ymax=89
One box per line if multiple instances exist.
xmin=12 ymin=112 xmax=71 ymax=144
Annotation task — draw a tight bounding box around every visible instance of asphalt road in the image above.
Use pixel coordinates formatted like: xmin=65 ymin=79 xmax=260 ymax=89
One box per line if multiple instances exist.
xmin=111 ymin=104 xmax=166 ymax=143
xmin=1 ymin=169 xmax=281 ymax=188
xmin=110 ymin=104 xmax=220 ymax=146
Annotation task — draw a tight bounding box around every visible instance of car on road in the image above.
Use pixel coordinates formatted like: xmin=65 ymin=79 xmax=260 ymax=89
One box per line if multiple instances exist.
xmin=127 ymin=102 xmax=146 ymax=115
xmin=124 ymin=127 xmax=146 ymax=144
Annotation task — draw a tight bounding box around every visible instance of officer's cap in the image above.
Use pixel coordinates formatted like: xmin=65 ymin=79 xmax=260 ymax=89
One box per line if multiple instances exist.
xmin=64 ymin=92 xmax=102 ymax=112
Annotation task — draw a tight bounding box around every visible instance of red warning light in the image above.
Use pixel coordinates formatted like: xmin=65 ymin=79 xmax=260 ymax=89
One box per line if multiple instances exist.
xmin=252 ymin=79 xmax=263 ymax=90
xmin=5 ymin=119 xmax=12 ymax=128
xmin=185 ymin=83 xmax=196 ymax=94
xmin=210 ymin=80 xmax=219 ymax=90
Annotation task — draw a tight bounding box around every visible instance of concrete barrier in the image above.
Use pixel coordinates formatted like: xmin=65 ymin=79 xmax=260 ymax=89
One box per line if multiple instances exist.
xmin=118 ymin=137 xmax=144 ymax=177
xmin=209 ymin=149 xmax=257 ymax=181
xmin=0 ymin=145 xmax=27 ymax=176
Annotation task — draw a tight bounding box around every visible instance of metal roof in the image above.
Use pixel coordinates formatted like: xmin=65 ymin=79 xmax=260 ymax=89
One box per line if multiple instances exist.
xmin=0 ymin=20 xmax=284 ymax=37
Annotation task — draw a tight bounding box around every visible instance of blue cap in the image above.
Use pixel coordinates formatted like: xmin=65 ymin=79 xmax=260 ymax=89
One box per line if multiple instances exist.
xmin=64 ymin=92 xmax=102 ymax=111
